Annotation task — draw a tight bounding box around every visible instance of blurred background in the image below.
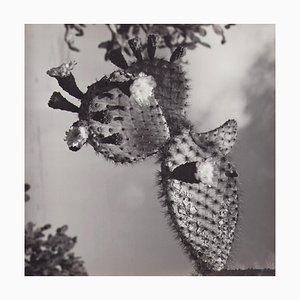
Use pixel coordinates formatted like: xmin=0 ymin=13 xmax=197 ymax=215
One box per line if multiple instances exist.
xmin=25 ymin=24 xmax=275 ymax=275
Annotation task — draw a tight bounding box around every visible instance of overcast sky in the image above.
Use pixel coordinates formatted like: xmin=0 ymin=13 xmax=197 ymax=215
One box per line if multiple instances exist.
xmin=25 ymin=24 xmax=275 ymax=275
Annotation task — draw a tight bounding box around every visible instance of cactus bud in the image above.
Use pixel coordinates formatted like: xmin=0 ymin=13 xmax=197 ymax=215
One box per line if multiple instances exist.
xmin=147 ymin=34 xmax=160 ymax=60
xmin=170 ymin=46 xmax=186 ymax=63
xmin=48 ymin=92 xmax=79 ymax=113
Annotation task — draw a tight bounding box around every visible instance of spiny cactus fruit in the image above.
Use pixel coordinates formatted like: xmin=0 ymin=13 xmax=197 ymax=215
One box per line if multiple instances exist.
xmin=158 ymin=119 xmax=239 ymax=274
xmin=47 ymin=35 xmax=189 ymax=163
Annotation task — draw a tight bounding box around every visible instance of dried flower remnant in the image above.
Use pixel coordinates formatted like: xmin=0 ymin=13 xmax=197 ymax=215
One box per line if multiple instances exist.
xmin=48 ymin=92 xmax=79 ymax=113
xmin=64 ymin=121 xmax=89 ymax=151
xmin=47 ymin=61 xmax=77 ymax=78
xmin=130 ymin=73 xmax=157 ymax=106
xmin=47 ymin=61 xmax=84 ymax=99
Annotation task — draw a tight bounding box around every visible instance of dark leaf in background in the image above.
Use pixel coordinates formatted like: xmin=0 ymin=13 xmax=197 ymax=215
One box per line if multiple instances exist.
xmin=98 ymin=41 xmax=111 ymax=49
xmin=224 ymin=24 xmax=235 ymax=29
xmin=184 ymin=43 xmax=197 ymax=50
xmin=198 ymin=26 xmax=207 ymax=37
xmin=117 ymin=24 xmax=131 ymax=35
xmin=64 ymin=24 xmax=234 ymax=58
xmin=25 ymin=183 xmax=30 ymax=192
xmin=132 ymin=24 xmax=140 ymax=35
xmin=64 ymin=24 xmax=86 ymax=52
xmin=25 ymin=183 xmax=30 ymax=202
xmin=57 ymin=225 xmax=68 ymax=234
xmin=197 ymin=40 xmax=211 ymax=48
xmin=212 ymin=24 xmax=226 ymax=44
xmin=189 ymin=34 xmax=201 ymax=44
xmin=123 ymin=46 xmax=131 ymax=56
xmin=41 ymin=224 xmax=51 ymax=231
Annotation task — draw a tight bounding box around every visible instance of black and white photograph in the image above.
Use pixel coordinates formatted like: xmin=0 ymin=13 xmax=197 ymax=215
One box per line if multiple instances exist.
xmin=25 ymin=24 xmax=275 ymax=276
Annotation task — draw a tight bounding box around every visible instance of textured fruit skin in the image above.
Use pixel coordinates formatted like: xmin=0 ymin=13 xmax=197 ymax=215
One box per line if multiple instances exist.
xmin=158 ymin=120 xmax=239 ymax=273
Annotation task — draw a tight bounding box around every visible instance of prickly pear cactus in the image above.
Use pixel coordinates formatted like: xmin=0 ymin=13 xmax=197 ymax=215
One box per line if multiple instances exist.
xmin=158 ymin=120 xmax=239 ymax=274
xmin=47 ymin=35 xmax=189 ymax=163
xmin=47 ymin=33 xmax=240 ymax=274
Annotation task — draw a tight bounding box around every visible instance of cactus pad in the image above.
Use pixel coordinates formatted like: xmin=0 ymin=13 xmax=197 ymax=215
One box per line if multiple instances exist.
xmin=47 ymin=35 xmax=190 ymax=163
xmin=78 ymin=71 xmax=170 ymax=163
xmin=158 ymin=120 xmax=239 ymax=273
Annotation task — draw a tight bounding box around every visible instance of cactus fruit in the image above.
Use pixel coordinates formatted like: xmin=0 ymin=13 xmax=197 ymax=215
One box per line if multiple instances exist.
xmin=47 ymin=35 xmax=189 ymax=163
xmin=158 ymin=120 xmax=239 ymax=274
xmin=47 ymin=33 xmax=240 ymax=274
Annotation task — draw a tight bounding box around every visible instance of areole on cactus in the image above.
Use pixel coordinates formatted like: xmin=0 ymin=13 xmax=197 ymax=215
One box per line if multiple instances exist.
xmin=47 ymin=34 xmax=239 ymax=274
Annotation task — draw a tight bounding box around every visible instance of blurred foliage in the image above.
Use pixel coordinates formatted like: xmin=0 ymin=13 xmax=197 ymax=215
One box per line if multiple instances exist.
xmin=64 ymin=24 xmax=235 ymax=59
xmin=64 ymin=24 xmax=86 ymax=52
xmin=25 ymin=184 xmax=88 ymax=276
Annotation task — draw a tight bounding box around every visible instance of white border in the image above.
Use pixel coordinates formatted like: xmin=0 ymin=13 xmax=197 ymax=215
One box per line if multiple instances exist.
xmin=1 ymin=0 xmax=299 ymax=299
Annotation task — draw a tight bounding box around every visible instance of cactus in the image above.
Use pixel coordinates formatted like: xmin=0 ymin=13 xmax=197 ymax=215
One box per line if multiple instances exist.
xmin=158 ymin=119 xmax=239 ymax=274
xmin=47 ymin=34 xmax=240 ymax=274
xmin=47 ymin=35 xmax=189 ymax=163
